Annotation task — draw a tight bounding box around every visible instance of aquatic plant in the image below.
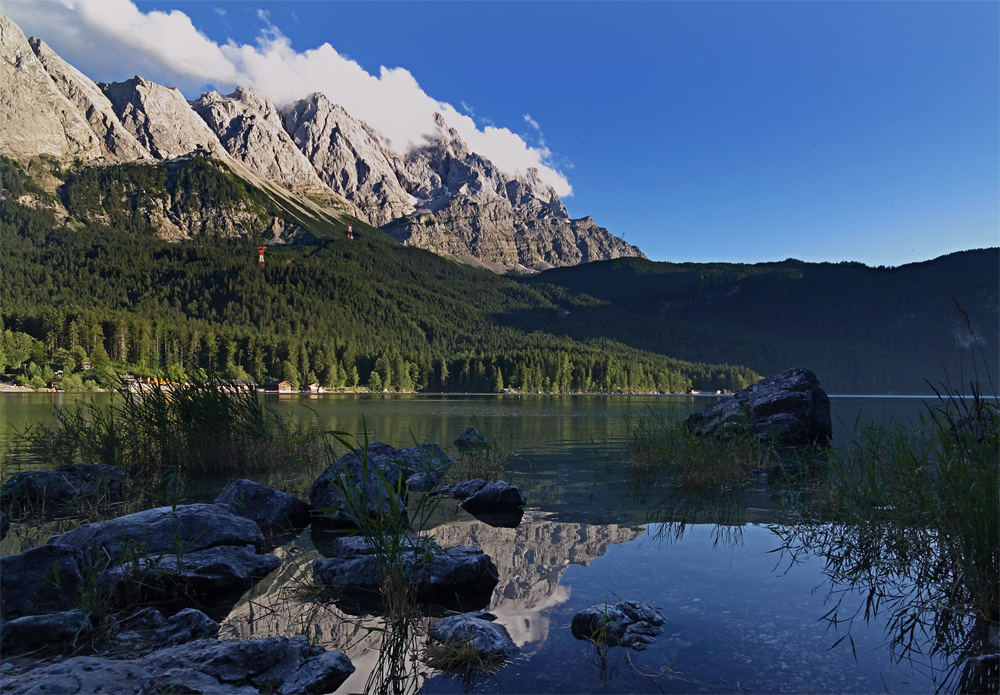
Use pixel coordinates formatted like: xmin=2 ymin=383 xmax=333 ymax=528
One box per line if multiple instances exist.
xmin=773 ymin=380 xmax=998 ymax=687
xmin=314 ymin=427 xmax=443 ymax=695
xmin=7 ymin=376 xmax=311 ymax=498
xmin=624 ymin=408 xmax=777 ymax=488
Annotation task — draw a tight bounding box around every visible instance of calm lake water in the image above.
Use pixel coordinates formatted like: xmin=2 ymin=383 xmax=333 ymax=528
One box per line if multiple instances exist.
xmin=0 ymin=393 xmax=956 ymax=693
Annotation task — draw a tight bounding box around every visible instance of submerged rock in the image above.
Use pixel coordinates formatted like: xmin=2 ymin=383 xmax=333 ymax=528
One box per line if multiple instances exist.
xmin=0 ymin=463 xmax=125 ymax=516
xmin=428 ymin=612 xmax=518 ymax=661
xmin=99 ymin=544 xmax=282 ymax=604
xmin=685 ymin=368 xmax=832 ymax=447
xmin=571 ymin=600 xmax=666 ymax=651
xmin=455 ymin=427 xmax=489 ymax=450
xmin=312 ymin=535 xmax=498 ymax=611
xmin=215 ymin=479 xmax=310 ymax=536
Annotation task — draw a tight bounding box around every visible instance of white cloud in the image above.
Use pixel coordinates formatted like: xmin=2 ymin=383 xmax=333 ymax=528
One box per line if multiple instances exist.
xmin=213 ymin=8 xmax=226 ymax=17
xmin=3 ymin=0 xmax=571 ymax=196
xmin=524 ymin=114 xmax=540 ymax=130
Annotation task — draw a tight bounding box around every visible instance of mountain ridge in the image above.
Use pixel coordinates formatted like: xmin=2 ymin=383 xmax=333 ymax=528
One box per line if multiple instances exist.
xmin=0 ymin=14 xmax=642 ymax=272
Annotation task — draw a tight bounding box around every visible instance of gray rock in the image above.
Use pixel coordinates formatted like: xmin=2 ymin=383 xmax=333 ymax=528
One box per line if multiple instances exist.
xmin=381 ymin=114 xmax=645 ymax=272
xmin=0 ymin=544 xmax=87 ymax=619
xmin=0 ymin=656 xmax=154 ymax=695
xmin=100 ymin=76 xmax=225 ymax=160
xmin=455 ymin=427 xmax=489 ymax=450
xmin=0 ymin=16 xmax=104 ymax=162
xmin=276 ymin=650 xmax=356 ymax=695
xmin=428 ymin=612 xmax=518 ymax=661
xmin=312 ymin=537 xmax=499 ymax=609
xmin=0 ymin=610 xmax=90 ymax=654
xmin=282 ymin=93 xmax=410 ymax=225
xmin=435 ymin=478 xmax=488 ymax=500
xmin=193 ymin=88 xmax=334 ymax=198
xmin=99 ymin=544 xmax=282 ymax=601
xmin=29 ymin=37 xmax=151 ymax=162
xmin=310 ymin=442 xmax=453 ymax=527
xmin=118 ymin=608 xmax=167 ymax=631
xmin=1 ymin=463 xmax=125 ymax=516
xmin=685 ymin=368 xmax=833 ymax=447
xmin=151 ymin=608 xmax=219 ymax=645
xmin=460 ymin=480 xmax=525 ymax=514
xmin=139 ymin=635 xmax=353 ymax=694
xmin=215 ymin=479 xmax=310 ymax=536
xmin=48 ymin=503 xmax=265 ymax=566
xmin=571 ymin=600 xmax=666 ymax=651
xmin=0 ymin=636 xmax=354 ymax=695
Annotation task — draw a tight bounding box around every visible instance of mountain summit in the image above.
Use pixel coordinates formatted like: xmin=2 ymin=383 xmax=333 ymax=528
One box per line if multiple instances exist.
xmin=0 ymin=15 xmax=644 ymax=271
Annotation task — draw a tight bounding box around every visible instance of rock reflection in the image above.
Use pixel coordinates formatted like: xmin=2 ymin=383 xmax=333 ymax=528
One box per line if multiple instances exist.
xmin=218 ymin=514 xmax=643 ymax=689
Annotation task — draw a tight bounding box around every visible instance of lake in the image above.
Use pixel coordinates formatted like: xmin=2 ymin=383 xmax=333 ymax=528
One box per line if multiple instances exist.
xmin=0 ymin=393 xmax=961 ymax=693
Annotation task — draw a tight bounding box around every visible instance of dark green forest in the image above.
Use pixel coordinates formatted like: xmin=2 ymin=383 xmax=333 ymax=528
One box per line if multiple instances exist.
xmin=0 ymin=156 xmax=756 ymax=394
xmin=1 ymin=155 xmax=995 ymax=394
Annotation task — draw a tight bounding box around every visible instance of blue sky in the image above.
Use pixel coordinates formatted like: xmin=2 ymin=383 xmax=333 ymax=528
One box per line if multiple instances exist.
xmin=6 ymin=1 xmax=998 ymax=267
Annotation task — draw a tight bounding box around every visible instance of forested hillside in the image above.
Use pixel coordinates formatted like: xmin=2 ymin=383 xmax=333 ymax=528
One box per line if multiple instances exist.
xmin=522 ymin=252 xmax=999 ymax=393
xmin=0 ymin=156 xmax=756 ymax=394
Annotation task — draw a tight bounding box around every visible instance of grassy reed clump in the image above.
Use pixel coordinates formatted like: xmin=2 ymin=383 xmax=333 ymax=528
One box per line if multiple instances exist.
xmin=7 ymin=376 xmax=313 ymax=499
xmin=624 ymin=409 xmax=777 ymax=488
xmin=774 ymin=380 xmax=998 ymax=672
xmin=444 ymin=437 xmax=514 ymax=486
xmin=422 ymin=639 xmax=506 ymax=687
xmin=315 ymin=428 xmax=442 ymax=695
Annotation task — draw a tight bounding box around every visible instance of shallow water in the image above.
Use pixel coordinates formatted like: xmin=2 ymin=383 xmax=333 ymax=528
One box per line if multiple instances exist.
xmin=0 ymin=393 xmax=954 ymax=693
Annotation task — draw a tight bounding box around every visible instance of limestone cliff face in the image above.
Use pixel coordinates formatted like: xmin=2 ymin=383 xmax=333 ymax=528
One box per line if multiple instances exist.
xmin=282 ymin=93 xmax=413 ymax=226
xmin=191 ymin=88 xmax=333 ymax=198
xmin=100 ymin=76 xmax=226 ymax=160
xmin=28 ymin=38 xmax=150 ymax=163
xmin=1 ymin=14 xmax=645 ymax=271
xmin=382 ymin=116 xmax=645 ymax=271
xmin=0 ymin=15 xmax=103 ymax=161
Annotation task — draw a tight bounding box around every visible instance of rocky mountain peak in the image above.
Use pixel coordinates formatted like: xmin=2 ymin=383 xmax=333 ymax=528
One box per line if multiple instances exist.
xmin=281 ymin=92 xmax=413 ymax=225
xmin=27 ymin=37 xmax=151 ymax=163
xmin=100 ymin=76 xmax=225 ymax=160
xmin=191 ymin=87 xmax=334 ymax=197
xmin=0 ymin=15 xmax=103 ymax=161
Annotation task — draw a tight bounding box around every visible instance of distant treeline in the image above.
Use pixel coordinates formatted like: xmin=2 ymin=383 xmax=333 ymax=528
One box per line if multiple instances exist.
xmin=0 ymin=156 xmax=756 ymax=394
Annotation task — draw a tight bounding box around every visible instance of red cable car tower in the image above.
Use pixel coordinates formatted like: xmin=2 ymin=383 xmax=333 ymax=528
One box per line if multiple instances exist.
xmin=256 ymin=245 xmax=267 ymax=267
xmin=347 ymin=221 xmax=354 ymax=240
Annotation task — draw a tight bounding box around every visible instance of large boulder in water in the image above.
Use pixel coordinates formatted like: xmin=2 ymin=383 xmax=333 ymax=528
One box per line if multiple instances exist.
xmin=312 ymin=535 xmax=499 ymax=612
xmin=1 ymin=463 xmax=125 ymax=517
xmin=215 ymin=479 xmax=310 ymax=536
xmin=47 ymin=503 xmax=265 ymax=565
xmin=571 ymin=600 xmax=666 ymax=651
xmin=685 ymin=368 xmax=832 ymax=447
xmin=310 ymin=442 xmax=453 ymax=527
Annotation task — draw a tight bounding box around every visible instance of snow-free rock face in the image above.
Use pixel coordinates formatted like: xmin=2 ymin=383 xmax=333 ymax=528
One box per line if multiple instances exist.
xmin=28 ymin=37 xmax=151 ymax=163
xmin=1 ymin=14 xmax=645 ymax=272
xmin=0 ymin=15 xmax=103 ymax=161
xmin=192 ymin=88 xmax=332 ymax=196
xmin=282 ymin=93 xmax=413 ymax=225
xmin=382 ymin=114 xmax=645 ymax=271
xmin=101 ymin=76 xmax=226 ymax=159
